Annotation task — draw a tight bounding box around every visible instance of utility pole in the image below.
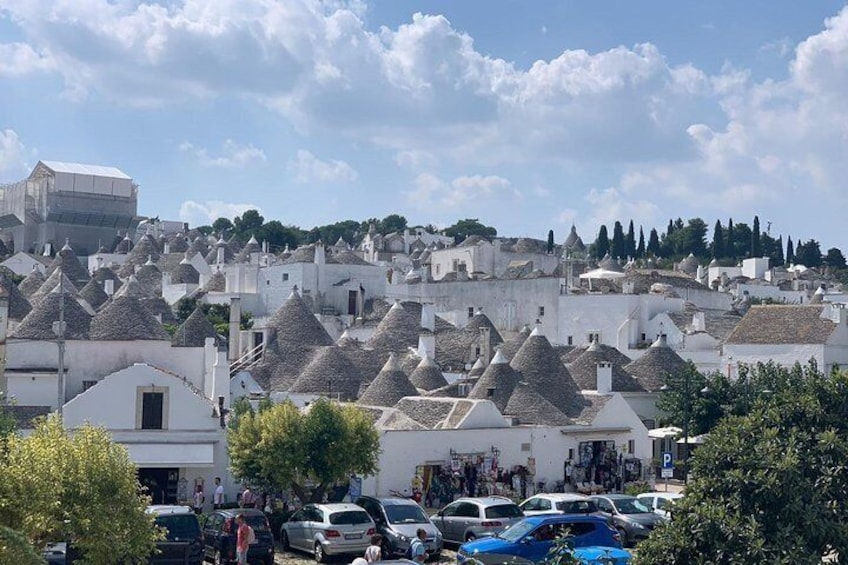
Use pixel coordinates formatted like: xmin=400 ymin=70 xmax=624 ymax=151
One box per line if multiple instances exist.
xmin=54 ymin=268 xmax=66 ymax=416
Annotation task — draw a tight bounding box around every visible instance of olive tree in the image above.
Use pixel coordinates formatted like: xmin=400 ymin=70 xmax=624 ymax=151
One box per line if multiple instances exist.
xmin=0 ymin=416 xmax=160 ymax=564
xmin=636 ymin=365 xmax=848 ymax=564
xmin=228 ymin=398 xmax=381 ymax=503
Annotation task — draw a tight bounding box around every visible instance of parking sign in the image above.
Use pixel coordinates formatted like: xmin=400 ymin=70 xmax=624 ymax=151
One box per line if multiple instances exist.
xmin=662 ymin=452 xmax=673 ymax=469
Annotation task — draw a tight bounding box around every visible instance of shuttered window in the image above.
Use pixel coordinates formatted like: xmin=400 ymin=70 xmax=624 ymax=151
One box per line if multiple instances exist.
xmin=141 ymin=392 xmax=164 ymax=430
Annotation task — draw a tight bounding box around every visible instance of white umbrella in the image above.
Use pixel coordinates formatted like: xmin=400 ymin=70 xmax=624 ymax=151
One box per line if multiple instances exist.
xmin=648 ymin=426 xmax=683 ymax=439
xmin=579 ymin=268 xmax=627 ymax=280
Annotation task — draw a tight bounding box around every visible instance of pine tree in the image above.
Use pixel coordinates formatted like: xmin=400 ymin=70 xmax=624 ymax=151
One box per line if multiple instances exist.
xmin=711 ymin=219 xmax=724 ymax=259
xmin=786 ymin=236 xmax=795 ymax=266
xmin=612 ymin=221 xmax=626 ymax=258
xmin=596 ymin=225 xmax=610 ymax=259
xmin=726 ymin=218 xmax=735 ymax=260
xmin=647 ymin=228 xmax=661 ymax=257
xmin=775 ymin=235 xmax=784 ymax=266
xmin=636 ymin=227 xmax=646 ymax=258
xmin=625 ymin=220 xmax=636 ymax=258
xmin=752 ymin=216 xmax=762 ymax=257
xmin=667 ymin=219 xmax=675 ymax=237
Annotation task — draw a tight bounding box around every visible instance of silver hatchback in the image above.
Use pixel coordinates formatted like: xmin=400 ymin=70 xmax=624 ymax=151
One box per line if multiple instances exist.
xmin=280 ymin=503 xmax=376 ymax=563
xmin=431 ymin=497 xmax=524 ymax=544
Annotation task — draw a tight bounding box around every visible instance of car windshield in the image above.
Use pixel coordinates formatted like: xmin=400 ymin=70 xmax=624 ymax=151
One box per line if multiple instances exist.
xmin=496 ymin=520 xmax=535 ymax=542
xmin=329 ymin=511 xmax=372 ymax=525
xmin=613 ymin=499 xmax=651 ymax=514
xmin=556 ymin=500 xmax=598 ymax=514
xmin=155 ymin=515 xmax=200 ymax=541
xmin=245 ymin=515 xmax=269 ymax=531
xmin=485 ymin=504 xmax=523 ymax=519
xmin=385 ymin=505 xmax=429 ymax=524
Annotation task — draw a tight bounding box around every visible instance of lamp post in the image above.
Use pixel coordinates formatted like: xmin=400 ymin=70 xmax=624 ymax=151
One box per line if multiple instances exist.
xmin=661 ymin=370 xmax=706 ymax=485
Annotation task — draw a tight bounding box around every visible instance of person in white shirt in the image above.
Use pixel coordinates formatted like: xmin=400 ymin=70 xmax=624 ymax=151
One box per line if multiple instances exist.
xmin=364 ymin=534 xmax=382 ymax=562
xmin=193 ymin=485 xmax=205 ymax=514
xmin=213 ymin=477 xmax=225 ymax=509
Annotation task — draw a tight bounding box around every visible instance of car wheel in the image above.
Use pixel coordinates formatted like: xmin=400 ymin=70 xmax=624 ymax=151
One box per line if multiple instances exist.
xmin=381 ymin=539 xmax=393 ymax=559
xmin=465 ymin=532 xmax=476 ymax=542
xmin=281 ymin=531 xmax=290 ymax=552
xmin=616 ymin=527 xmax=629 ymax=548
xmin=314 ymin=542 xmax=327 ymax=563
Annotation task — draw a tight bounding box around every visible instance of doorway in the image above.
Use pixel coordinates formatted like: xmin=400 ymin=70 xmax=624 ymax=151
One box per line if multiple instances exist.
xmin=139 ymin=468 xmax=180 ymax=504
xmin=348 ymin=290 xmax=358 ymax=316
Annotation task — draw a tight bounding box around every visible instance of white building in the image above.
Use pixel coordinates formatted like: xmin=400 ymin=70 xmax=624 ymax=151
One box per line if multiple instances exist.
xmin=427 ymin=237 xmax=559 ymax=282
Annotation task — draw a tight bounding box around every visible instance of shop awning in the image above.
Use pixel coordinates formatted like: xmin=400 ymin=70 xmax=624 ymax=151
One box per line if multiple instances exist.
xmin=677 ymin=434 xmax=708 ymax=445
xmin=125 ymin=443 xmax=215 ymax=468
xmin=648 ymin=426 xmax=682 ymax=439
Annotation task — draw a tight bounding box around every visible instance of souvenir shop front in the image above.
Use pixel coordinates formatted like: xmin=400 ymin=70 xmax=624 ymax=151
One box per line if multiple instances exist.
xmin=414 ymin=446 xmax=537 ymax=508
xmin=569 ymin=440 xmax=642 ymax=494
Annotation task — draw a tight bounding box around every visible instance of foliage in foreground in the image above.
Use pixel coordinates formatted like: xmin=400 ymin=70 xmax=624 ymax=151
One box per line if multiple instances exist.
xmin=228 ymin=398 xmax=381 ymax=503
xmin=0 ymin=417 xmax=161 ymax=564
xmin=636 ymin=366 xmax=848 ymax=565
xmin=0 ymin=525 xmax=45 ymax=565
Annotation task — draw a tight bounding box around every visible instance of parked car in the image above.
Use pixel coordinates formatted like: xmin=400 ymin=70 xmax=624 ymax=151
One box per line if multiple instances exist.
xmin=456 ymin=514 xmax=628 ymax=565
xmin=202 ymin=507 xmax=275 ymax=565
xmin=589 ymin=494 xmax=662 ymax=546
xmin=355 ymin=496 xmax=443 ymax=559
xmin=280 ymin=503 xmax=376 ymax=563
xmin=519 ymin=493 xmax=601 ymax=517
xmin=636 ymin=492 xmax=683 ymax=520
xmin=431 ymin=497 xmax=524 ymax=544
xmin=146 ymin=505 xmax=204 ymax=565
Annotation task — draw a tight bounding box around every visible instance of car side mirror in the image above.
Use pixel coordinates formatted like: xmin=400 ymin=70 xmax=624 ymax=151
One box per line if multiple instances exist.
xmin=521 ymin=537 xmax=534 ymax=545
xmin=436 ymin=511 xmax=444 ymax=517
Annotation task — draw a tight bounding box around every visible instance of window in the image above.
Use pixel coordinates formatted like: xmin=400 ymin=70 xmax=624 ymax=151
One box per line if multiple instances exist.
xmin=456 ymin=503 xmax=480 ymax=518
xmin=453 ymin=259 xmax=460 ymax=272
xmin=136 ymin=386 xmax=169 ymax=430
xmin=82 ymin=380 xmax=97 ymax=391
xmin=435 ymin=264 xmax=440 ymax=275
xmin=568 ymin=448 xmax=574 ymax=460
xmin=475 ymin=346 xmax=481 ymax=357
xmin=641 ymin=333 xmax=647 ymax=342
xmin=486 ymin=387 xmax=496 ymax=398
xmin=282 ymin=273 xmax=289 ymax=281
xmin=628 ymin=439 xmax=635 ymax=454
xmin=537 ymin=499 xmax=551 ymax=511
xmin=567 ymin=336 xmax=573 ymax=346
xmin=468 ymin=307 xmax=474 ymax=319
xmin=485 ymin=504 xmax=522 ymax=519
xmin=538 ymin=306 xmax=545 ymax=317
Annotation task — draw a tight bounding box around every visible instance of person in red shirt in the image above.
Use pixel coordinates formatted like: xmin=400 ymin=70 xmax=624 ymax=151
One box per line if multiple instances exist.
xmin=235 ymin=514 xmax=250 ymax=565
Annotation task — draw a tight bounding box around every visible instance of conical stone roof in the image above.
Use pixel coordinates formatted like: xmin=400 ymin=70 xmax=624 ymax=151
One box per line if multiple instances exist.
xmin=0 ymin=269 xmax=32 ymax=321
xmin=561 ymin=342 xmax=632 ymax=366
xmin=17 ymin=268 xmax=45 ymax=300
xmin=93 ymin=267 xmax=122 ymax=293
xmin=46 ymin=241 xmax=91 ymax=285
xmin=236 ymin=235 xmax=261 ymax=262
xmin=142 ymin=297 xmax=178 ymax=325
xmin=114 ymin=275 xmax=145 ymax=299
xmin=79 ymin=278 xmax=109 ymax=311
xmin=289 ymin=346 xmax=363 ymax=401
xmin=12 ymin=289 xmax=91 ymax=340
xmin=30 ymin=269 xmax=80 ymax=307
xmin=203 ymin=270 xmax=226 ymax=292
xmin=90 ymin=296 xmax=170 ymax=341
xmin=468 ymin=357 xmax=486 ymax=377
xmin=678 ymin=253 xmax=699 ymax=275
xmin=504 ymin=382 xmax=571 ymax=426
xmin=567 ymin=341 xmax=644 ymax=392
xmin=171 ymin=257 xmax=200 ymax=284
xmin=563 ymin=225 xmax=580 ymax=248
xmin=467 ymin=350 xmax=519 ymax=412
xmin=357 ymin=353 xmax=418 ymax=407
xmin=135 ymin=260 xmax=162 ymax=297
xmin=436 ymin=310 xmax=503 ymax=370
xmin=267 ymin=288 xmax=334 ymax=347
xmin=366 ymin=301 xmax=421 ymax=354
xmin=497 ymin=325 xmax=532 ymax=361
xmin=114 ymin=234 xmax=133 ymax=254
xmin=172 ymin=307 xmax=218 ymax=347
xmin=599 ymin=254 xmax=623 ymax=272
xmin=121 ymin=234 xmax=160 ymax=275
xmin=188 ymin=237 xmax=209 ymax=257
xmin=205 ymin=239 xmax=235 ymax=264
xmin=510 ymin=327 xmax=584 ymax=417
xmin=408 ymin=354 xmax=448 ymax=391
xmin=167 ymin=236 xmax=189 ymax=253
xmin=623 ymin=337 xmax=688 ymax=392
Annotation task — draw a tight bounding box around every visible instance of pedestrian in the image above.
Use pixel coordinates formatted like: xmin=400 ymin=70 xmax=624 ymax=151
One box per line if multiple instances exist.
xmin=241 ymin=486 xmax=254 ymax=508
xmin=409 ymin=529 xmax=428 ymax=563
xmin=193 ymin=484 xmax=205 ymax=514
xmin=364 ymin=534 xmax=382 ymax=562
xmin=213 ymin=477 xmax=224 ymax=509
xmin=235 ymin=513 xmax=250 ymax=565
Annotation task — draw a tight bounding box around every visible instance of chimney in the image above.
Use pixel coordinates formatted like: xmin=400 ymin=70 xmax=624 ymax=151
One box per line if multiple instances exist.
xmin=417 ymin=333 xmax=435 ymax=359
xmin=479 ymin=326 xmax=492 ymax=365
xmin=216 ymin=245 xmax=225 ymax=265
xmin=213 ymin=347 xmax=229 ymax=411
xmin=228 ymin=296 xmax=242 ymax=362
xmin=596 ymin=362 xmax=612 ymax=394
xmin=692 ymin=311 xmax=706 ymax=333
xmin=314 ymin=241 xmax=325 ymax=266
xmin=420 ymin=303 xmax=435 ymax=332
xmin=104 ymin=279 xmax=115 ymax=296
xmin=163 ymin=242 xmax=170 ymax=254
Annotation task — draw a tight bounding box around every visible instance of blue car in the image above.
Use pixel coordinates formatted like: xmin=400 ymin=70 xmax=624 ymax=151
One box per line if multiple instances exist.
xmin=456 ymin=515 xmax=629 ymax=565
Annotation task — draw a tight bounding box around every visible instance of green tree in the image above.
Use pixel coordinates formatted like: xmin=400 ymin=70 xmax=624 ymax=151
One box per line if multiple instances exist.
xmin=233 ymin=210 xmax=265 ymax=241
xmin=443 ymin=219 xmax=497 ymax=244
xmin=547 ymin=230 xmax=555 ymax=254
xmin=710 ymin=220 xmax=724 ymax=259
xmin=795 ymin=239 xmax=822 ymax=268
xmin=625 ymin=220 xmax=636 ymax=258
xmin=646 ymin=228 xmax=661 ymax=257
xmin=726 ymin=218 xmax=735 ymax=260
xmin=729 ymin=222 xmax=752 ymax=259
xmin=824 ymin=247 xmax=846 ymax=270
xmin=0 ymin=526 xmax=45 ymax=565
xmin=752 ymin=215 xmax=762 ymax=257
xmin=0 ymin=417 xmax=160 ymax=563
xmin=611 ymin=221 xmax=625 ymax=259
xmin=636 ymin=227 xmax=646 ymax=258
xmin=212 ymin=217 xmax=234 ymax=237
xmin=786 ymin=236 xmax=795 ymax=265
xmin=636 ymin=364 xmax=848 ymax=564
xmin=595 ymin=225 xmax=610 ymax=259
xmin=379 ymin=214 xmax=408 ymax=234
xmin=228 ymin=399 xmax=381 ymax=504
xmin=256 ymin=220 xmax=304 ymax=252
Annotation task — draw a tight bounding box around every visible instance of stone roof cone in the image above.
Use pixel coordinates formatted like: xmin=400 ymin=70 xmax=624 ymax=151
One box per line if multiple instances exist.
xmin=467 ymin=350 xmax=519 ymax=412
xmin=266 ymin=287 xmax=334 ymax=347
xmin=357 ymin=353 xmax=418 ymax=407
xmin=408 ymin=353 xmax=448 ymax=391
xmin=289 ymin=346 xmax=363 ymax=401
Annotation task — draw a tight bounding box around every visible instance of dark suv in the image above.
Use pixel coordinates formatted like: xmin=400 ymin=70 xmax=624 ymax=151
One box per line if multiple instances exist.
xmin=202 ymin=508 xmax=275 ymax=565
xmin=147 ymin=505 xmax=204 ymax=565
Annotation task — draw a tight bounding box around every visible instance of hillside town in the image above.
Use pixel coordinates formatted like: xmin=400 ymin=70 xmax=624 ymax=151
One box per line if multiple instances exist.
xmin=1 ymin=161 xmax=844 ymax=527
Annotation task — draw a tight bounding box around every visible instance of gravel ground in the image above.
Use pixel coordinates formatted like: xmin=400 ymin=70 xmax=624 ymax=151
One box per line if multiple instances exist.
xmin=273 ymin=543 xmax=458 ymax=564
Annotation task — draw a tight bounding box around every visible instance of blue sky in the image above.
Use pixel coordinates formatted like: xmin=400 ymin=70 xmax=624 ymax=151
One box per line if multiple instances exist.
xmin=1 ymin=0 xmax=847 ymax=249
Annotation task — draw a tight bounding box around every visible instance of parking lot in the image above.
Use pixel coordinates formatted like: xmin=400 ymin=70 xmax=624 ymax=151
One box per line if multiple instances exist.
xmin=273 ymin=544 xmax=458 ymax=564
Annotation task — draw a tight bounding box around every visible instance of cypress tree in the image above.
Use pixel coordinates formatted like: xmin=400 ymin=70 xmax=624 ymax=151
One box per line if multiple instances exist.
xmin=726 ymin=218 xmax=735 ymax=259
xmin=625 ymin=220 xmax=636 ymax=258
xmin=547 ymin=229 xmax=554 ymax=254
xmin=752 ymin=216 xmax=762 ymax=257
xmin=612 ymin=221 xmax=626 ymax=258
xmin=666 ymin=219 xmax=675 ymax=237
xmin=775 ymin=235 xmax=785 ymax=266
xmin=636 ymin=227 xmax=646 ymax=258
xmin=711 ymin=219 xmax=724 ymax=259
xmin=596 ymin=225 xmax=610 ymax=259
xmin=647 ymin=228 xmax=661 ymax=257
xmin=786 ymin=236 xmax=795 ymax=266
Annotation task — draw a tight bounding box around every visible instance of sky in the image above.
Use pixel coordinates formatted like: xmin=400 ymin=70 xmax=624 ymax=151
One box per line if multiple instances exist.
xmin=1 ymin=0 xmax=847 ymax=249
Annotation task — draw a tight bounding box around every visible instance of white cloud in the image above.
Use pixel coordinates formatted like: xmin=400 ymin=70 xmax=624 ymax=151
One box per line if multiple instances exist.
xmin=584 ymin=187 xmax=662 ymax=232
xmin=178 ymin=200 xmax=263 ymax=227
xmin=179 ymin=140 xmax=266 ymax=168
xmin=406 ymin=173 xmax=520 ymax=209
xmin=0 ymin=129 xmax=29 ymax=175
xmin=288 ymin=149 xmax=358 ymax=183
xmin=0 ymin=43 xmax=54 ymax=76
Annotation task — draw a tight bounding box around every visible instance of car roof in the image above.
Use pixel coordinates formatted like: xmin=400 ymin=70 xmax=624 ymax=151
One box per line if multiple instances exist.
xmin=364 ymin=497 xmax=421 ymax=506
xmin=146 ymin=505 xmax=195 ymax=516
xmin=523 ymin=493 xmax=590 ymax=502
xmin=592 ymin=494 xmax=634 ymax=501
xmin=526 ymin=514 xmax=608 ymax=526
xmin=310 ymin=503 xmax=369 ymax=512
xmin=637 ymin=492 xmax=682 ymax=499
xmin=452 ymin=496 xmax=517 ymax=507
